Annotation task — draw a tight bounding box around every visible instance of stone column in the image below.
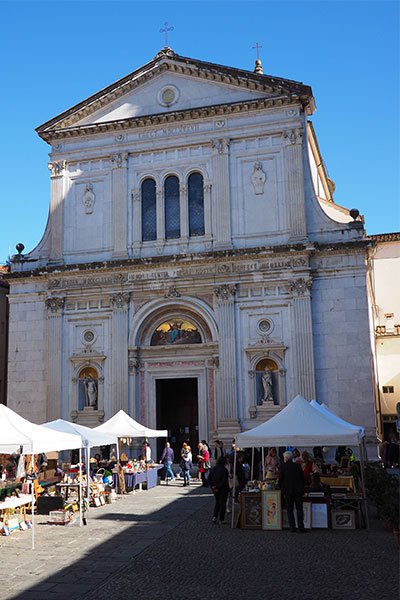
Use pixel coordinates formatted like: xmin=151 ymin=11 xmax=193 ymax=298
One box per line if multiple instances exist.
xmin=48 ymin=162 xmax=65 ymax=264
xmin=210 ymin=139 xmax=232 ymax=249
xmin=204 ymin=182 xmax=212 ymax=238
xmin=111 ymin=153 xmax=129 ymax=259
xmin=45 ymin=296 xmax=64 ymax=421
xmin=131 ymin=188 xmax=141 ymax=256
xmin=180 ymin=184 xmax=188 ymax=242
xmin=289 ymin=278 xmax=316 ymax=400
xmin=283 ymin=129 xmax=307 ymax=241
xmin=214 ymin=285 xmax=240 ymax=439
xmin=110 ymin=292 xmax=130 ymax=416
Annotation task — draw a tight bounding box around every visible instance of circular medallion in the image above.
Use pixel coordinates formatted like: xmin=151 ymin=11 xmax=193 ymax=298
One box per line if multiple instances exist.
xmin=158 ymin=85 xmax=179 ymax=107
xmin=258 ymin=319 xmax=272 ymax=334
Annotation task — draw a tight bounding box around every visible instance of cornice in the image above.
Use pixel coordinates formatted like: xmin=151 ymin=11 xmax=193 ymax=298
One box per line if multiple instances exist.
xmin=5 ymin=239 xmax=370 ymax=282
xmin=38 ymin=95 xmax=302 ymax=143
xmin=367 ymin=232 xmax=400 ymax=243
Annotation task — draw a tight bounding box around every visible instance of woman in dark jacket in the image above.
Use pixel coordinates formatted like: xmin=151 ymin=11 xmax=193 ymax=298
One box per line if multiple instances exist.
xmin=209 ymin=456 xmax=230 ymax=524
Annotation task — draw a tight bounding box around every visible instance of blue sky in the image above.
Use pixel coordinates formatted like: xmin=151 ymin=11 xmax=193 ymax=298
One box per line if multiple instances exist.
xmin=0 ymin=0 xmax=399 ymax=263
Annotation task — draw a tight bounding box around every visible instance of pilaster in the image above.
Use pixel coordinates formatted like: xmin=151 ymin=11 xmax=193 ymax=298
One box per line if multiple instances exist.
xmin=131 ymin=188 xmax=141 ymax=256
xmin=48 ymin=162 xmax=65 ymax=264
xmin=111 ymin=153 xmax=129 ymax=259
xmin=283 ymin=129 xmax=307 ymax=241
xmin=289 ymin=278 xmax=316 ymax=400
xmin=214 ymin=284 xmax=240 ymax=438
xmin=45 ymin=296 xmax=64 ymax=420
xmin=210 ymin=139 xmax=232 ymax=249
xmin=110 ymin=292 xmax=130 ymax=416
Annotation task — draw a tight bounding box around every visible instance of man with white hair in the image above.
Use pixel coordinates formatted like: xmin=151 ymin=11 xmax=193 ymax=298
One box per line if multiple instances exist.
xmin=279 ymin=451 xmax=306 ymax=533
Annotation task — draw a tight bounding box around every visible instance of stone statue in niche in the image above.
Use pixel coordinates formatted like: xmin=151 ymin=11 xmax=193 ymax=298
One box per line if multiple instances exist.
xmin=83 ymin=377 xmax=98 ymax=409
xmin=82 ymin=183 xmax=96 ymax=214
xmin=261 ymin=367 xmax=274 ymax=404
xmin=251 ymin=162 xmax=266 ymax=195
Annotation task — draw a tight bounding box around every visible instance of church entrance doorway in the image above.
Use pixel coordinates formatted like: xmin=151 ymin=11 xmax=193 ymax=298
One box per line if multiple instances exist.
xmin=156 ymin=378 xmax=199 ymax=459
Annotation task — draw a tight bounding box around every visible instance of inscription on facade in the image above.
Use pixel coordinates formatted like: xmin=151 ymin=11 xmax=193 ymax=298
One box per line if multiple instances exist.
xmin=139 ymin=124 xmax=199 ymax=140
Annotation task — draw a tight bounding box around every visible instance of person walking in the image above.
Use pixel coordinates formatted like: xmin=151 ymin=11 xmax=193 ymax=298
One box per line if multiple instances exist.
xmin=209 ymin=456 xmax=230 ymax=524
xmin=279 ymin=450 xmax=306 ymax=533
xmin=197 ymin=442 xmax=211 ymax=487
xmin=181 ymin=443 xmax=192 ymax=487
xmin=160 ymin=442 xmax=175 ymax=482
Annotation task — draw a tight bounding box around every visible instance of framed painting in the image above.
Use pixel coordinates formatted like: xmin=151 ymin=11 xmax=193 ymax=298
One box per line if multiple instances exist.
xmin=331 ymin=510 xmax=356 ymax=530
xmin=240 ymin=493 xmax=262 ymax=529
xmin=262 ymin=491 xmax=282 ymax=530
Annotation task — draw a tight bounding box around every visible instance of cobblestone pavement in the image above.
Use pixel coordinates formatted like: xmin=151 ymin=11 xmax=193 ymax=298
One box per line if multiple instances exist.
xmin=1 ymin=480 xmax=398 ymax=600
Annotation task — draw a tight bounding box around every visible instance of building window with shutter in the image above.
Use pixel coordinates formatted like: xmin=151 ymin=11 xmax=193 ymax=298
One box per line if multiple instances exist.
xmin=141 ymin=178 xmax=157 ymax=241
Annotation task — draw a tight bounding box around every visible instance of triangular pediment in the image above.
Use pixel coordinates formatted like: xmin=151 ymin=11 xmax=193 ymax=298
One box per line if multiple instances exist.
xmin=37 ymin=49 xmax=314 ymax=139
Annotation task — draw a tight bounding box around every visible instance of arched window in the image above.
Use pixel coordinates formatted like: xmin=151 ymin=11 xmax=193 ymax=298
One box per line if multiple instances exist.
xmin=164 ymin=176 xmax=180 ymax=239
xmin=141 ymin=178 xmax=157 ymax=241
xmin=188 ymin=172 xmax=205 ymax=236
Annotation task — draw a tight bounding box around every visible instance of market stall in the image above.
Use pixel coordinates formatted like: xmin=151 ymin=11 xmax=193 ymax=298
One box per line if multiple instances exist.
xmin=232 ymin=395 xmax=367 ymax=530
xmin=0 ymin=404 xmax=82 ymax=549
xmin=43 ymin=419 xmax=118 ymax=506
xmin=95 ymin=410 xmax=167 ymax=492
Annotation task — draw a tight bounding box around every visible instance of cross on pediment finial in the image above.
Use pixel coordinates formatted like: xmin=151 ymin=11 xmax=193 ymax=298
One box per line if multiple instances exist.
xmin=160 ymin=21 xmax=174 ymax=47
xmin=252 ymin=42 xmax=262 ymax=60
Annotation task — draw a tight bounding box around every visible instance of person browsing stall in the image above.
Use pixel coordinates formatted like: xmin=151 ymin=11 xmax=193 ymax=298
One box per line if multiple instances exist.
xmin=279 ymin=450 xmax=306 ymax=533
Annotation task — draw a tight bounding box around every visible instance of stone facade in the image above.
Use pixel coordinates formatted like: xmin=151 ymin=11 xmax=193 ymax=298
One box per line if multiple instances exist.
xmin=0 ymin=274 xmax=8 ymax=406
xmin=6 ymin=49 xmax=377 ymax=448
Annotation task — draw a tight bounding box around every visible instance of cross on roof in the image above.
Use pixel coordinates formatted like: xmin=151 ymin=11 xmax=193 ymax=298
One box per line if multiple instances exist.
xmin=252 ymin=42 xmax=262 ymax=60
xmin=160 ymin=21 xmax=174 ymax=47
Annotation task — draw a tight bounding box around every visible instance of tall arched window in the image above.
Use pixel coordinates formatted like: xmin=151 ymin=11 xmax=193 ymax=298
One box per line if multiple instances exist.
xmin=164 ymin=176 xmax=180 ymax=239
xmin=141 ymin=178 xmax=157 ymax=241
xmin=188 ymin=172 xmax=205 ymax=236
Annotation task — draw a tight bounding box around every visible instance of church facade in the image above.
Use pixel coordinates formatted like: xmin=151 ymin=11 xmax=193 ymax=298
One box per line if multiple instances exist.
xmin=6 ymin=48 xmax=377 ymax=451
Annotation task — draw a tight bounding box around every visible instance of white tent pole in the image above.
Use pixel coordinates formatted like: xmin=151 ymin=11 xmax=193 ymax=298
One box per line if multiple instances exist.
xmin=251 ymin=447 xmax=254 ymax=480
xmin=86 ymin=446 xmax=90 ymax=508
xmin=31 ymin=454 xmax=35 ymax=551
xmin=230 ymin=448 xmax=237 ymax=529
xmin=261 ymin=447 xmax=265 ymax=479
xmin=359 ymin=441 xmax=369 ymax=529
xmin=79 ymin=447 xmax=83 ymax=528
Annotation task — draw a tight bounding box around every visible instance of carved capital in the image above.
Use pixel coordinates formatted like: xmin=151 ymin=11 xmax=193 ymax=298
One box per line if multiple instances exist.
xmin=132 ymin=189 xmax=140 ymax=203
xmin=210 ymin=138 xmax=230 ymax=155
xmin=110 ymin=292 xmax=130 ymax=309
xmin=180 ymin=185 xmax=187 ymax=194
xmin=283 ymin=128 xmax=303 ymax=146
xmin=204 ymin=183 xmax=212 ymax=194
xmin=111 ymin=152 xmax=128 ymax=168
xmin=248 ymin=369 xmax=255 ymax=379
xmin=289 ymin=278 xmax=312 ymax=296
xmin=45 ymin=296 xmax=65 ymax=313
xmin=48 ymin=161 xmax=64 ymax=176
xmin=214 ymin=284 xmax=236 ymax=303
xmin=164 ymin=286 xmax=181 ymax=299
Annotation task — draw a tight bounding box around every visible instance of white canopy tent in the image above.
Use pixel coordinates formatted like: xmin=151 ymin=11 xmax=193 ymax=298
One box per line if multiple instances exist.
xmin=0 ymin=404 xmax=82 ymax=548
xmin=95 ymin=410 xmax=168 ymax=440
xmin=236 ymin=395 xmax=363 ymax=448
xmin=232 ymin=395 xmax=368 ymax=528
xmin=310 ymin=400 xmax=365 ymax=437
xmin=43 ymin=419 xmax=118 ymax=505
